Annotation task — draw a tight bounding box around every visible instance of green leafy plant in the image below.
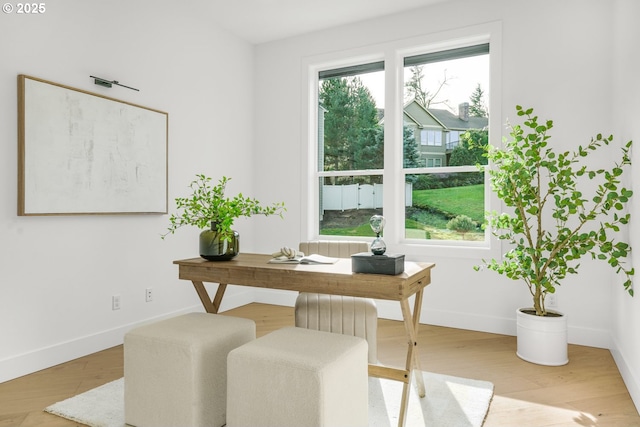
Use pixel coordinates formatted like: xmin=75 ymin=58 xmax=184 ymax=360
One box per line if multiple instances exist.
xmin=162 ymin=174 xmax=285 ymax=242
xmin=447 ymin=215 xmax=477 ymax=239
xmin=476 ymin=106 xmax=634 ymax=316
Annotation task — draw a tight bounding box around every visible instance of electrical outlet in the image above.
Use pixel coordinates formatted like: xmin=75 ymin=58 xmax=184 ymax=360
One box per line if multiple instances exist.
xmin=112 ymin=295 xmax=121 ymax=310
xmin=145 ymin=288 xmax=153 ymax=302
xmin=546 ymin=293 xmax=557 ymax=308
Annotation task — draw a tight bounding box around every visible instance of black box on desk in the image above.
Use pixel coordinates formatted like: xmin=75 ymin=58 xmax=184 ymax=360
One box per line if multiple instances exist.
xmin=351 ymin=252 xmax=405 ymax=275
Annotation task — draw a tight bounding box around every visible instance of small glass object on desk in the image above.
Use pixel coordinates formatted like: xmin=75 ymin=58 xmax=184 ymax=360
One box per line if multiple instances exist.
xmin=369 ymin=215 xmax=386 ymax=255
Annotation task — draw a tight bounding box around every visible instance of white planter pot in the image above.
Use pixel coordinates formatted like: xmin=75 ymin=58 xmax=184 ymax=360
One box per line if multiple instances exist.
xmin=516 ymin=308 xmax=568 ymax=366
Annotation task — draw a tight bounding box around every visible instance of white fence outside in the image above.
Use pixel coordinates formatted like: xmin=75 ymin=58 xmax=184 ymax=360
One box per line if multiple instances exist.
xmin=321 ymin=183 xmax=413 ymax=211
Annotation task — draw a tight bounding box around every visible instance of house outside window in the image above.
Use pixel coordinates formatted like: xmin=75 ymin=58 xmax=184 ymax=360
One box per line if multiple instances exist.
xmin=405 ymin=101 xmax=487 ymax=170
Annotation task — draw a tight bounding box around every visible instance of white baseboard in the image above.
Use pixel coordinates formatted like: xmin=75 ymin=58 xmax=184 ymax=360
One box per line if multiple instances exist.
xmin=0 ymin=305 xmax=198 ymax=384
xmin=251 ymin=293 xmax=609 ymax=347
xmin=0 ymin=288 xmax=258 ymax=384
xmin=421 ymin=306 xmax=611 ymax=348
xmin=567 ymin=325 xmax=611 ymax=349
xmin=611 ymin=339 xmax=640 ymax=415
xmin=416 ymin=306 xmax=516 ymax=336
xmin=367 ymin=299 xmax=518 ymax=336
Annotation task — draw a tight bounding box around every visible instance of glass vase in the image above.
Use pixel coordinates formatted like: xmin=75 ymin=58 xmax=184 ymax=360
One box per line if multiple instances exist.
xmin=199 ymin=222 xmax=239 ymax=261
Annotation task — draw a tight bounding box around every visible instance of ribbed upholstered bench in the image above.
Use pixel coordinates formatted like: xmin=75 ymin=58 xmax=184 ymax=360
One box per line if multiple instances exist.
xmin=295 ymin=292 xmax=378 ymax=363
xmin=124 ymin=312 xmax=256 ymax=427
xmin=295 ymin=240 xmax=378 ymax=364
xmin=226 ymin=326 xmax=369 ymax=427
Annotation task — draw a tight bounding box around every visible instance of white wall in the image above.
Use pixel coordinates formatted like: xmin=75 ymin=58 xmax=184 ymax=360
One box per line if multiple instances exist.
xmin=251 ymin=0 xmax=639 ymax=409
xmin=611 ymin=0 xmax=640 ymax=413
xmin=0 ymin=0 xmax=260 ymax=382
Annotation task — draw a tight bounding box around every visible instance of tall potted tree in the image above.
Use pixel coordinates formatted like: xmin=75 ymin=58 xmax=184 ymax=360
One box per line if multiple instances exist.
xmin=476 ymin=106 xmax=634 ymax=365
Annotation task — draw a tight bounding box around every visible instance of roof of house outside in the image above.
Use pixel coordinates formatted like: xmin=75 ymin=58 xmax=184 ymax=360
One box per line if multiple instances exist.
xmin=429 ymin=108 xmax=487 ymax=131
xmin=401 ymin=99 xmax=488 ymax=131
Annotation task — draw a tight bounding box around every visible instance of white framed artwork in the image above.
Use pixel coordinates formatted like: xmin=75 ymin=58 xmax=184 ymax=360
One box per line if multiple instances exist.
xmin=18 ymin=74 xmax=168 ymax=215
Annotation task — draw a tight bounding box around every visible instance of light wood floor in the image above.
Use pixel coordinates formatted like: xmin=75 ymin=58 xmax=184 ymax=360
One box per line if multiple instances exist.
xmin=1 ymin=303 xmax=639 ymax=427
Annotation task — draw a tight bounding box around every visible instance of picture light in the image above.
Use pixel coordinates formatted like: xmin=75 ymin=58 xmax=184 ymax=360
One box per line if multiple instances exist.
xmin=90 ymin=75 xmax=139 ymax=91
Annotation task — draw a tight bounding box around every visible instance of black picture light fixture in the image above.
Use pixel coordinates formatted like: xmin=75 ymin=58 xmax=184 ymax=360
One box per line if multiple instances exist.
xmin=90 ymin=75 xmax=139 ymax=91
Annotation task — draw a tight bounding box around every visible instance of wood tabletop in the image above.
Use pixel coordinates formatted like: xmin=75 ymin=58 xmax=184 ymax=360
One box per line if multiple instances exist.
xmin=174 ymin=253 xmax=435 ymax=301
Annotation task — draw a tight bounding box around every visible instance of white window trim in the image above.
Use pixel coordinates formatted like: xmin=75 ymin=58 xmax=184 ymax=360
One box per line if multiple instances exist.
xmin=300 ymin=22 xmax=503 ymax=260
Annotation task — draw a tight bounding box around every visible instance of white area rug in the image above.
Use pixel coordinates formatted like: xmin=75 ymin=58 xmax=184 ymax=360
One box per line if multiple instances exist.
xmin=369 ymin=372 xmax=494 ymax=426
xmin=46 ymin=372 xmax=493 ymax=427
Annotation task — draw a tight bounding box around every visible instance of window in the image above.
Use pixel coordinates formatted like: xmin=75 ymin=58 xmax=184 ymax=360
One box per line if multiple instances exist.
xmin=305 ymin=23 xmax=500 ymax=255
xmin=426 ymin=158 xmax=442 ymax=168
xmin=316 ymin=62 xmax=384 ymax=236
xmin=420 ymin=130 xmax=442 ymax=146
xmin=446 ymin=130 xmax=462 ymax=149
xmin=403 ymin=44 xmax=489 ymax=243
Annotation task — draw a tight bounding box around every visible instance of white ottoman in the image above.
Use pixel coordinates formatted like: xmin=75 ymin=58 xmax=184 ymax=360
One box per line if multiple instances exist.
xmin=227 ymin=326 xmax=368 ymax=427
xmin=124 ymin=312 xmax=256 ymax=427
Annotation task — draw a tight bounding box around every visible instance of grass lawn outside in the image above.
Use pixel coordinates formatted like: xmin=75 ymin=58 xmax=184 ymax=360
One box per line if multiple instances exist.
xmin=412 ymin=184 xmax=484 ymax=224
xmin=320 ymin=223 xmax=374 ymax=236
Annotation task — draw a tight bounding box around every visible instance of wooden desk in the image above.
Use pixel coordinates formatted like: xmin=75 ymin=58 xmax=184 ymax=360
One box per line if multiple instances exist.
xmin=174 ymin=253 xmax=435 ymax=427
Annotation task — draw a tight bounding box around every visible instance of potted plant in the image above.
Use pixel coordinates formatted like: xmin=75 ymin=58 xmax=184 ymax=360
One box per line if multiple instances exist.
xmin=476 ymin=105 xmax=633 ymax=365
xmin=162 ymin=174 xmax=285 ymax=260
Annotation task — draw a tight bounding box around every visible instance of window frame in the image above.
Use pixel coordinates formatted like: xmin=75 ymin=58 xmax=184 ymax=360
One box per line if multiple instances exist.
xmin=301 ymin=22 xmax=503 ymax=260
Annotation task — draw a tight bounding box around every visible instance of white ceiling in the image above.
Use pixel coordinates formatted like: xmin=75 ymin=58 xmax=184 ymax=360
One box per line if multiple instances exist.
xmin=207 ymin=0 xmax=448 ymax=44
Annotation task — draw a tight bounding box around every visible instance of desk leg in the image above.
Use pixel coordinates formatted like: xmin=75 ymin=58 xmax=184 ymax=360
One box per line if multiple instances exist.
xmin=397 ymin=291 xmax=426 ymax=427
xmin=411 ymin=290 xmax=426 ymax=398
xmin=191 ymin=281 xmax=227 ymax=314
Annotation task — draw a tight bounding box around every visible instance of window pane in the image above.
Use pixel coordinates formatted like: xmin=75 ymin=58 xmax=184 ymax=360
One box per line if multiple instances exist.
xmin=319 ymin=175 xmax=383 ymax=237
xmin=402 ymin=44 xmax=489 ymax=243
xmin=405 ymin=172 xmax=484 ymax=241
xmin=318 ymin=67 xmax=384 ymax=172
xmin=402 ymin=46 xmax=489 ymax=168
